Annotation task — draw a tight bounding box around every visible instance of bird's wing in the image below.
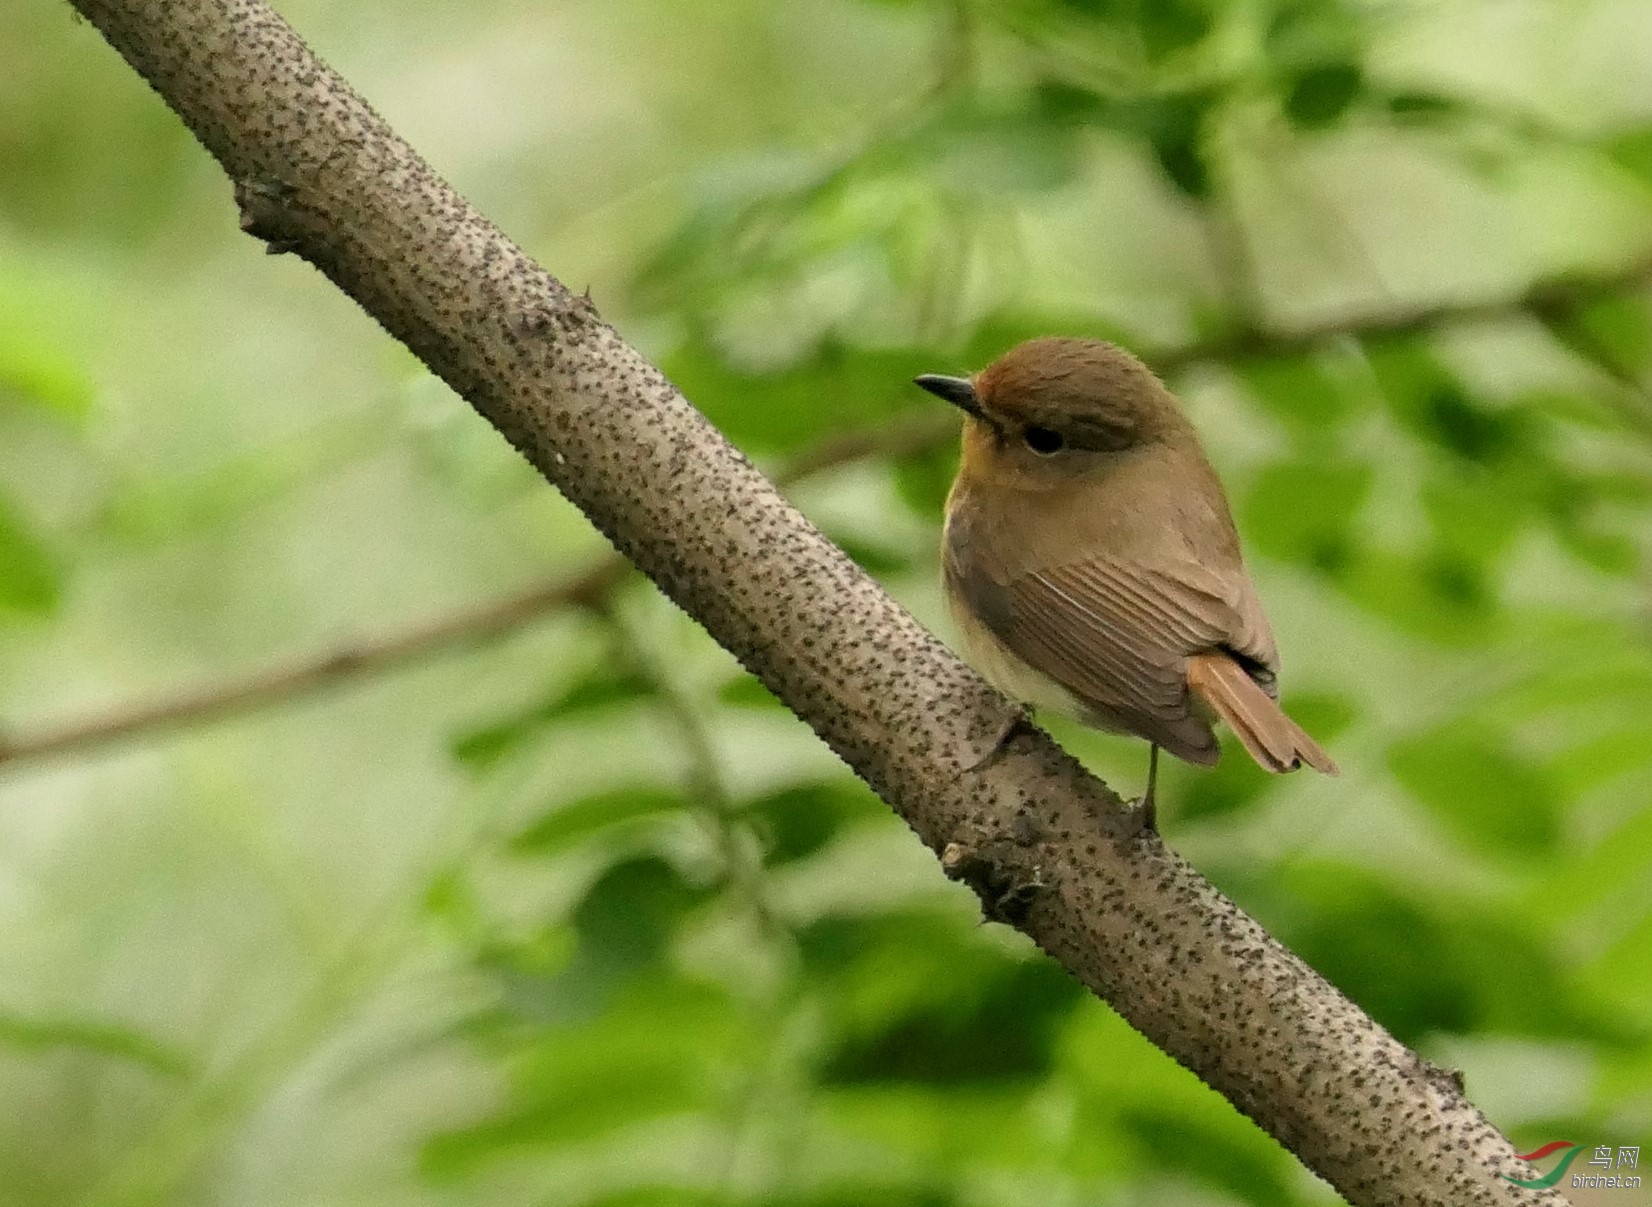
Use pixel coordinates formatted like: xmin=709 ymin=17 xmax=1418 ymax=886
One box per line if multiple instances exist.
xmin=951 ymin=551 xmax=1276 ymax=764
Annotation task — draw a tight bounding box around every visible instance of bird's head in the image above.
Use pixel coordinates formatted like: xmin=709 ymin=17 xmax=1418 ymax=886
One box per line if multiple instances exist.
xmin=916 ymin=337 xmax=1191 ymax=487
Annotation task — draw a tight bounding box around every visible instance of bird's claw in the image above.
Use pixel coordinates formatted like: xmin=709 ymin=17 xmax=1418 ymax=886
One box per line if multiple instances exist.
xmin=1131 ymin=790 xmax=1157 ymax=835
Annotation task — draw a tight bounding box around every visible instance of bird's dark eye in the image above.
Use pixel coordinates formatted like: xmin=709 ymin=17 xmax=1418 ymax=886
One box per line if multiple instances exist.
xmin=1023 ymin=426 xmax=1065 ymax=455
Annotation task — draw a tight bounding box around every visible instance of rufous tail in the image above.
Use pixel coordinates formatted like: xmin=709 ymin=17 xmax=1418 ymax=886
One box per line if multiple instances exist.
xmin=1185 ymin=652 xmax=1339 ymax=776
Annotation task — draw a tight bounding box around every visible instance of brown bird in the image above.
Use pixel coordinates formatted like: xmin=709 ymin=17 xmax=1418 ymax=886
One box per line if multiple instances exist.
xmin=916 ymin=337 xmax=1337 ymax=823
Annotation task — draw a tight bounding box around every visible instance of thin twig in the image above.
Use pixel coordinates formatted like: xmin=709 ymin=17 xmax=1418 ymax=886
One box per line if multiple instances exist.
xmin=3 ymin=256 xmax=1648 ymax=771
xmin=0 ymin=563 xmax=626 ymax=766
xmin=1157 ymin=254 xmax=1652 ymax=374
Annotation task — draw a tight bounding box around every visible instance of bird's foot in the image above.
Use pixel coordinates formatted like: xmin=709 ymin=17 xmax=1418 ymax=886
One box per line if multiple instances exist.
xmin=1131 ymin=788 xmax=1157 ymax=835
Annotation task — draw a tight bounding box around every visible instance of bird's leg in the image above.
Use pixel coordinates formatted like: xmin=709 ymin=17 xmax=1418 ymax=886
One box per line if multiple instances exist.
xmin=1135 ymin=744 xmax=1160 ymax=832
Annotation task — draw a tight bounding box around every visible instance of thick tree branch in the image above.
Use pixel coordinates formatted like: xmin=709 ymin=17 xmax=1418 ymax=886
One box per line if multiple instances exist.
xmin=52 ymin=2 xmax=1568 ymax=1202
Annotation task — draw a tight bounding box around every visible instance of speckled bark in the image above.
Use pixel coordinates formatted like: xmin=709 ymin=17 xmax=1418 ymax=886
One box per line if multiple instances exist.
xmin=65 ymin=2 xmax=1563 ymax=1203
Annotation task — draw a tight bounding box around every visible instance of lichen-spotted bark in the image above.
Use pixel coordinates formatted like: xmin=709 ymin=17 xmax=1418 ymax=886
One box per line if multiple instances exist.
xmin=67 ymin=2 xmax=1562 ymax=1203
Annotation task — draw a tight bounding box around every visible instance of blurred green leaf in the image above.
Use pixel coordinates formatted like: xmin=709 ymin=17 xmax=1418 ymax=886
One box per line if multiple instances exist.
xmin=424 ymin=865 xmax=485 ymax=937
xmin=1527 ymin=799 xmax=1652 ymax=926
xmin=1553 ymin=513 xmax=1641 ymax=577
xmin=1561 ymin=293 xmax=1652 ymax=380
xmin=0 ymin=1012 xmax=190 ymax=1078
xmin=717 ymin=673 xmax=783 ymax=710
xmin=100 ymin=419 xmax=378 ymax=544
xmin=1360 ymin=336 xmax=1640 ymax=589
xmin=832 ymin=532 xmax=914 ymax=577
xmin=1388 ymin=726 xmax=1562 ymax=859
xmin=573 ymin=1193 xmax=720 ymax=1207
xmin=1175 ymin=742 xmax=1271 ymax=822
xmin=1484 ymin=623 xmax=1652 ymax=720
xmin=1579 ymin=904 xmax=1652 ymax=1027
xmin=803 ymin=912 xmax=1085 ymax=1086
xmin=1153 ymin=133 xmax=1210 ymax=199
xmin=570 ymin=857 xmax=710 ymax=979
xmin=1136 ymin=0 xmax=1216 ymax=60
xmin=1035 ymin=0 xmax=1216 ymax=60
xmin=1047 ymin=87 xmax=1218 ymax=199
xmin=765 ymin=1189 xmax=957 ymax=1207
xmin=1265 ymin=0 xmax=1363 ymax=63
xmin=0 ymin=323 xmax=94 ymax=419
xmin=1284 ymin=63 xmax=1365 ymax=130
xmin=1122 ymin=1106 xmax=1297 ymax=1202
xmin=820 ymin=958 xmax=1083 ymax=1086
xmin=0 ymin=494 xmax=59 ymax=616
xmin=1339 ymin=547 xmax=1497 ymax=644
xmin=1605 ymin=125 xmax=1652 ymax=187
xmin=927 ymin=104 xmax=1085 ymax=196
xmin=1240 ymin=458 xmax=1370 ymax=571
xmin=426 ymin=980 xmax=737 ymax=1177
xmin=1237 ymin=352 xmax=1363 ymax=430
xmin=1420 ymin=383 xmax=1527 ymax=464
xmin=1365 ymin=337 xmax=1534 ymax=466
xmin=510 ymin=788 xmax=687 ymax=856
xmin=960 ymin=309 xmax=1140 ymax=366
xmin=479 ymin=857 xmax=715 ymax=1029
xmin=1421 ymin=471 xmax=1526 ymax=569
xmin=1383 ymin=92 xmax=1467 ymax=124
xmin=634 ymin=94 xmax=1090 ymax=332
xmin=1034 ymin=79 xmax=1109 ymax=126
xmin=744 ymin=781 xmax=888 ymax=864
xmin=476 ymin=925 xmax=577 ymax=991
xmin=891 ymin=443 xmax=957 ymax=520
xmin=452 ymin=661 xmax=653 ymax=769
xmin=1138 ymin=93 xmax=1216 ymax=199
xmin=1553 ymin=725 xmax=1652 ymax=797
xmin=662 ymin=335 xmax=926 ymax=455
xmin=1059 ymin=1002 xmax=1310 ymax=1191
xmin=1262 ymin=864 xmax=1607 ymax=1043
xmin=819 ymin=1085 xmax=1056 ymax=1181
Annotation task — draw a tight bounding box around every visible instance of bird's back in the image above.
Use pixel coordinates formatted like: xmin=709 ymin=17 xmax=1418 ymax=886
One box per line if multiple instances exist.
xmin=943 ymin=440 xmax=1280 ymax=762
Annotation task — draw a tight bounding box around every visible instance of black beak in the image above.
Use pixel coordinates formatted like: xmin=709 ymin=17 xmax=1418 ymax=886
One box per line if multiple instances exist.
xmin=914 ymin=373 xmax=984 ymax=419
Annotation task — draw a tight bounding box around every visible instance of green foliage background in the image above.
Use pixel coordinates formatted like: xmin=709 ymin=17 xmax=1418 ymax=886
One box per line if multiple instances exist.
xmin=2 ymin=1 xmax=1651 ymax=1204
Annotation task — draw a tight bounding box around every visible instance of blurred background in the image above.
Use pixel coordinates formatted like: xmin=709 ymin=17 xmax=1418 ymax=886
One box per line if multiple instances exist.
xmin=2 ymin=0 xmax=1651 ymax=1204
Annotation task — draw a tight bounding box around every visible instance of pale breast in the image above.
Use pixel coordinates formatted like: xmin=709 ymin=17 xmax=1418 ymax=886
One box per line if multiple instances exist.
xmin=943 ymin=579 xmax=1137 ymax=733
